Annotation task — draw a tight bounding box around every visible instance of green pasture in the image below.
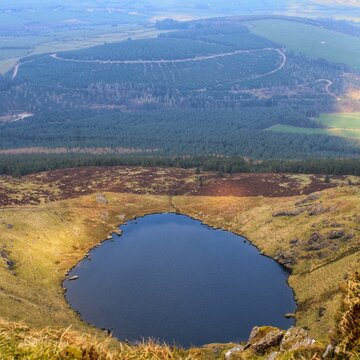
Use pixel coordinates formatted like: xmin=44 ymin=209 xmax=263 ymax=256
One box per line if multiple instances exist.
xmin=249 ymin=19 xmax=360 ymax=71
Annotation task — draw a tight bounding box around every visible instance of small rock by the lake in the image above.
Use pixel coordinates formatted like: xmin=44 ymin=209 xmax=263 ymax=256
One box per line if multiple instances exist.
xmin=274 ymin=250 xmax=297 ymax=267
xmin=284 ymin=313 xmax=295 ymax=319
xmin=114 ymin=228 xmax=122 ymax=235
xmin=224 ymin=345 xmax=244 ymax=359
xmin=68 ymin=275 xmax=79 ymax=281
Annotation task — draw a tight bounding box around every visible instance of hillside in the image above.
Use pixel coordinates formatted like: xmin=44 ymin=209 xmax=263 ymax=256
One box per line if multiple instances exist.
xmin=0 ymin=17 xmax=359 ymax=159
xmin=0 ymin=167 xmax=359 ymax=358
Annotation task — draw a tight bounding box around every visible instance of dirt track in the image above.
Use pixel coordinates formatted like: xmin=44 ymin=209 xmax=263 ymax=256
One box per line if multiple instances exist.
xmin=50 ymin=47 xmax=285 ymax=65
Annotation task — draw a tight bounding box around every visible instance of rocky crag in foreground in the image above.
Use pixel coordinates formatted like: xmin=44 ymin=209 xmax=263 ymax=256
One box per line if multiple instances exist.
xmin=226 ymin=326 xmax=325 ymax=359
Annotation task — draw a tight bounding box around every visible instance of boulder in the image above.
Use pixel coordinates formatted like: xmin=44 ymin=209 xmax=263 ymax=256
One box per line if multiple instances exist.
xmin=68 ymin=275 xmax=79 ymax=281
xmin=327 ymin=230 xmax=345 ymax=239
xmin=272 ymin=209 xmax=303 ymax=217
xmin=318 ymin=307 xmax=326 ymax=317
xmin=308 ymin=232 xmax=324 ymax=244
xmin=224 ymin=345 xmax=244 ymax=359
xmin=100 ymin=211 xmax=109 ymax=220
xmin=322 ymin=344 xmax=334 ymax=358
xmin=330 ymin=222 xmax=342 ymax=228
xmin=267 ymin=351 xmax=279 ymax=360
xmin=246 ymin=326 xmax=284 ymax=355
xmin=280 ymin=327 xmax=316 ymax=352
xmin=308 ymin=205 xmax=328 ymax=216
xmin=284 ymin=313 xmax=296 ymax=319
xmin=96 ymin=194 xmax=108 ymax=204
xmin=295 ymin=194 xmax=319 ymax=206
xmin=274 ymin=250 xmax=297 ymax=267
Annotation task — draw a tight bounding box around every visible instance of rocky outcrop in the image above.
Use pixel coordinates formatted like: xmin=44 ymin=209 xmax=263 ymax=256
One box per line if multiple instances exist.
xmin=272 ymin=209 xmax=304 ymax=217
xmin=0 ymin=248 xmax=15 ymax=270
xmin=295 ymin=193 xmax=320 ymax=205
xmin=308 ymin=204 xmax=329 ymax=216
xmin=280 ymin=327 xmax=316 ymax=352
xmin=274 ymin=249 xmax=297 ymax=267
xmin=246 ymin=326 xmax=285 ymax=355
xmin=221 ymin=326 xmax=323 ymax=359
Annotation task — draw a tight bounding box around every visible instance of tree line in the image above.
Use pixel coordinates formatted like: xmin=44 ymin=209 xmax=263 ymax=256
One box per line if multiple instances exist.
xmin=1 ymin=153 xmax=360 ymax=177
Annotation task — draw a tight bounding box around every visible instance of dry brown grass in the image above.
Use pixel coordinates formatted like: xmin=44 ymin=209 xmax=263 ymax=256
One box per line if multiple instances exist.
xmin=337 ymin=272 xmax=360 ymax=357
xmin=0 ymin=318 xmax=201 ymax=360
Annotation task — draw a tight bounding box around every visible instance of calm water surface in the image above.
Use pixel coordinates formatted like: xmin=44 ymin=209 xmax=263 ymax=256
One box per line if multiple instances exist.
xmin=64 ymin=213 xmax=295 ymax=347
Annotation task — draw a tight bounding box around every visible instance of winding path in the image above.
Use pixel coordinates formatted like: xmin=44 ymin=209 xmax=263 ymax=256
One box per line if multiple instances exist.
xmin=315 ymin=79 xmax=341 ymax=100
xmin=50 ymin=47 xmax=285 ymax=65
xmin=49 ymin=48 xmax=287 ymax=90
xmin=11 ymin=64 xmax=19 ymax=80
xmin=12 ymin=48 xmax=287 ymax=84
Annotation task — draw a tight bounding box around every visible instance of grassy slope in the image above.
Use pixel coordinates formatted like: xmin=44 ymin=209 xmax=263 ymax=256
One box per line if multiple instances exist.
xmin=249 ymin=19 xmax=360 ymax=71
xmin=173 ymin=188 xmax=360 ymax=340
xmin=268 ymin=113 xmax=360 ymax=139
xmin=318 ymin=112 xmax=360 ymax=129
xmin=0 ymin=170 xmax=359 ymax=358
xmin=0 ymin=193 xmax=174 ymax=330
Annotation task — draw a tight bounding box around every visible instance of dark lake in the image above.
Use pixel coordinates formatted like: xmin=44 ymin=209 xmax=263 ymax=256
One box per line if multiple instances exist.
xmin=64 ymin=213 xmax=295 ymax=347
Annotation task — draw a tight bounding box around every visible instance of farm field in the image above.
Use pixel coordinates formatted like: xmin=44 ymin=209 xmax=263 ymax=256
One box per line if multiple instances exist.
xmin=0 ymin=27 xmax=163 ymax=74
xmin=268 ymin=113 xmax=360 ymax=139
xmin=317 ymin=112 xmax=360 ymax=129
xmin=249 ymin=19 xmax=360 ymax=71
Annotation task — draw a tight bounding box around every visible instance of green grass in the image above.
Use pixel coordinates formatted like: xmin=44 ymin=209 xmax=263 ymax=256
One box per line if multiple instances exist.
xmin=317 ymin=112 xmax=360 ymax=129
xmin=268 ymin=124 xmax=330 ymax=136
xmin=268 ymin=113 xmax=360 ymax=139
xmin=249 ymin=19 xmax=360 ymax=71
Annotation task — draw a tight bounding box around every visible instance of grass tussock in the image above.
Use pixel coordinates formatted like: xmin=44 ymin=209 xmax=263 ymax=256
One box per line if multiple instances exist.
xmin=337 ymin=272 xmax=360 ymax=358
xmin=0 ymin=319 xmax=196 ymax=360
